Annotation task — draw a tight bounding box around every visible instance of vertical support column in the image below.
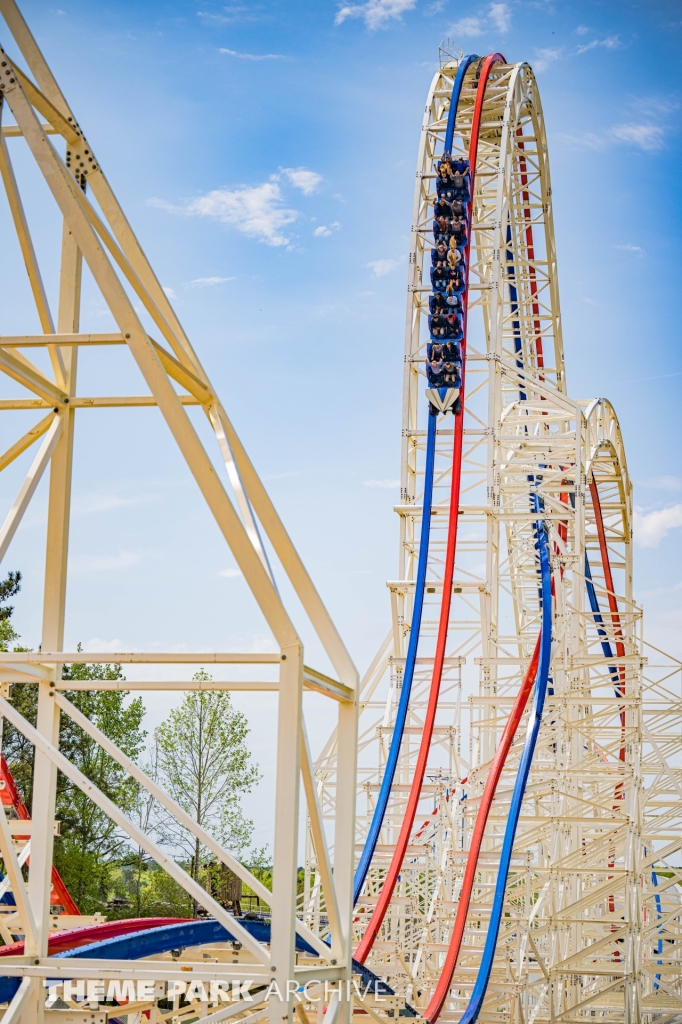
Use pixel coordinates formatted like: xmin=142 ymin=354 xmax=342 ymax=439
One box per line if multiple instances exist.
xmin=27 ymin=222 xmax=81 ymax=980
xmin=269 ymin=642 xmax=303 ymax=1024
xmin=334 ymin=694 xmax=358 ymax=1024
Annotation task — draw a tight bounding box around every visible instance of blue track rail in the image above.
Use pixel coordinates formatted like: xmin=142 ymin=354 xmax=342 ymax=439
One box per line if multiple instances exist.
xmin=0 ymin=917 xmax=396 ymax=1006
xmin=584 ymin=553 xmax=622 ymax=695
xmin=353 ymin=52 xmax=479 ymax=908
xmin=353 ymin=411 xmax=438 ymax=902
xmin=459 ymin=499 xmax=552 ymax=1024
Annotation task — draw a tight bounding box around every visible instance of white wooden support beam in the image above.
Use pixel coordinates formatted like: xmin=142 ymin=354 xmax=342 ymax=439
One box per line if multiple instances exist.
xmin=332 ymin=694 xmax=358 ymax=1019
xmin=0 ymin=346 xmax=67 ymax=404
xmin=0 ymin=977 xmax=35 ymax=1024
xmin=0 ymin=333 xmax=125 ymax=346
xmin=150 ymin=337 xmax=211 ymax=402
xmin=0 ymin=651 xmax=281 ymax=664
xmin=0 ymin=801 xmax=37 ymax=948
xmin=0 ymin=104 xmax=64 ymax=387
xmin=0 ymin=1 xmax=72 ymax=115
xmin=26 ymin=207 xmax=81 ymax=973
xmin=10 ymin=64 xmax=77 ymax=143
xmin=2 ymin=68 xmax=300 ymax=651
xmin=0 ymin=0 xmax=204 ymax=377
xmin=0 ymin=412 xmax=55 ymax=473
xmin=2 ymin=122 xmax=56 ymax=136
xmin=300 ymin=719 xmax=342 ymax=958
xmin=269 ymin=644 xmax=303 ymax=1024
xmin=0 ymin=694 xmax=272 ymax=966
xmin=212 ymin=403 xmax=357 ymax=687
xmin=208 ymin=403 xmax=276 ymax=587
xmin=53 ymin=689 xmax=331 ymax=961
xmin=0 ymin=415 xmax=62 ymax=565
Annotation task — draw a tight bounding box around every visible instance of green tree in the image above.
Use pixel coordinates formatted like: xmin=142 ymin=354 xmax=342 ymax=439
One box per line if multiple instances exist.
xmin=153 ymin=674 xmax=260 ymax=909
xmin=0 ymin=571 xmax=21 ymax=652
xmin=2 ymin=648 xmax=147 ymax=915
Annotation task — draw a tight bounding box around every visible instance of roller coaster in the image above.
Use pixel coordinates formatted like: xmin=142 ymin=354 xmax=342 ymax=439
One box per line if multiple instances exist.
xmin=0 ymin=6 xmax=681 ymax=1022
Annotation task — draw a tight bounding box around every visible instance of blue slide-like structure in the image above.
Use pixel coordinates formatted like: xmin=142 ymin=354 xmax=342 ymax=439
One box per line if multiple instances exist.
xmin=0 ymin=917 xmax=393 ymax=1007
xmin=353 ymin=410 xmax=437 ymax=902
xmin=353 ymin=51 xmax=478 ymax=909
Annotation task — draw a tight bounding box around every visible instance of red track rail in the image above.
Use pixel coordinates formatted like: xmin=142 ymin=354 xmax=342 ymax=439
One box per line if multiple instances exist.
xmin=355 ymin=52 xmax=506 ymax=972
xmin=425 ymin=633 xmax=540 ymax=1021
xmin=589 ymin=479 xmax=626 ymax=760
xmin=0 ymin=756 xmax=79 ymax=916
xmin=0 ymin=916 xmax=190 ymax=958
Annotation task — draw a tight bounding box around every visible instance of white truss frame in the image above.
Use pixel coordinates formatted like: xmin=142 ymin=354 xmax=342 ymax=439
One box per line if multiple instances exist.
xmin=0 ymin=3 xmax=361 ymax=1021
xmin=313 ymin=57 xmax=682 ymax=1024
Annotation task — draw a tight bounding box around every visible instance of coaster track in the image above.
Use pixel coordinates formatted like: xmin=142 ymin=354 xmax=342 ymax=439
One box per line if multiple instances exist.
xmin=0 ymin=11 xmax=681 ymax=1020
xmin=312 ymin=52 xmax=682 ymax=1024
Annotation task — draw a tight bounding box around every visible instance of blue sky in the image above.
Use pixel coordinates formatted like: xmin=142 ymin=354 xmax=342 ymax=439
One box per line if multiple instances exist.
xmin=0 ymin=0 xmax=680 ymax=848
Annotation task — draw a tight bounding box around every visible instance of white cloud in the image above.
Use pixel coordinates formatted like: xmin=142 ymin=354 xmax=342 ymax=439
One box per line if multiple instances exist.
xmin=83 ymin=637 xmax=125 ymax=653
xmin=219 ymin=48 xmax=290 ymax=60
xmin=489 ymin=2 xmax=510 ymax=33
xmin=188 ymin=276 xmax=236 ymax=286
xmin=314 ymin=221 xmax=341 ymax=237
xmin=646 ymin=476 xmax=682 ymax=492
xmin=449 ymin=3 xmax=509 ymax=39
xmin=335 ymin=0 xmax=417 ymax=30
xmin=219 ymin=568 xmax=243 ymax=578
xmin=153 ymin=182 xmax=298 ymax=247
xmin=367 ymin=258 xmax=399 ymax=277
xmin=634 ymin=504 xmax=682 ymax=548
xmin=449 ymin=15 xmax=483 ymax=37
xmin=282 ymin=167 xmax=322 ymax=195
xmin=534 ymin=47 xmax=562 ymax=72
xmin=614 ymin=243 xmax=644 ymax=254
xmin=609 ymin=122 xmax=665 ymax=151
xmin=162 ymin=285 xmax=177 ymax=299
xmin=576 ymin=24 xmax=589 ymax=35
xmin=364 ymin=478 xmax=400 ymax=488
xmin=559 ymin=122 xmax=666 ymax=153
xmin=576 ymin=34 xmax=621 ymax=55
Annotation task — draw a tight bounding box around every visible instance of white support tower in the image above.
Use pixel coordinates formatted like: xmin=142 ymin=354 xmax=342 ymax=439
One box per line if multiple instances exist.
xmin=313 ymin=57 xmax=682 ymax=1023
xmin=0 ymin=2 xmax=360 ymax=1020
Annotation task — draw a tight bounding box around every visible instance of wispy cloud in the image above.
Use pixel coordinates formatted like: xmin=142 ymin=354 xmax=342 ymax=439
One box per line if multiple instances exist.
xmin=281 ymin=167 xmax=322 ymax=195
xmin=489 ymin=2 xmax=510 ymax=32
xmin=187 ymin=276 xmax=236 ymax=286
xmin=150 ymin=181 xmax=298 ymax=247
xmin=614 ymin=243 xmax=644 ymax=254
xmin=450 ymin=15 xmax=483 ymax=37
xmin=449 ymin=2 xmax=510 ymax=38
xmin=534 ymin=47 xmax=562 ymax=72
xmin=219 ymin=47 xmax=291 ymax=60
xmin=162 ymin=285 xmax=177 ymax=299
xmin=364 ymin=478 xmax=400 ymax=488
xmin=335 ymin=0 xmax=417 ymax=30
xmin=576 ymin=34 xmax=621 ymax=55
xmin=83 ymin=636 xmax=125 ymax=653
xmin=198 ymin=6 xmax=263 ymax=24
xmin=367 ymin=258 xmax=399 ymax=277
xmin=609 ymin=122 xmax=665 ymax=150
xmin=576 ymin=24 xmax=589 ymax=35
xmin=559 ymin=122 xmax=667 ymax=153
xmin=314 ymin=221 xmax=341 ymax=237
xmin=634 ymin=504 xmax=682 ymax=548
xmin=643 ymin=476 xmax=682 ymax=492
xmin=219 ymin=568 xmax=243 ymax=578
